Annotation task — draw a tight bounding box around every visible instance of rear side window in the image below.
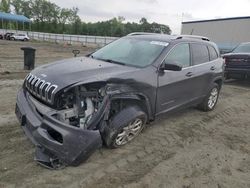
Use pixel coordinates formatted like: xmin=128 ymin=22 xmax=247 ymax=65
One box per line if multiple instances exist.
xmin=208 ymin=46 xmax=218 ymax=61
xmin=164 ymin=43 xmax=190 ymax=68
xmin=191 ymin=43 xmax=209 ymax=65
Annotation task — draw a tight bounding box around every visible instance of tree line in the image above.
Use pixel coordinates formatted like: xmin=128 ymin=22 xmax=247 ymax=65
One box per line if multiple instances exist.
xmin=0 ymin=0 xmax=171 ymax=36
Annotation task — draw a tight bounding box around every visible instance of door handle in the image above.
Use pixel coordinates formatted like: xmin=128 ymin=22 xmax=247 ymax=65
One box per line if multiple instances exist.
xmin=185 ymin=72 xmax=194 ymax=77
xmin=210 ymin=66 xmax=216 ymax=71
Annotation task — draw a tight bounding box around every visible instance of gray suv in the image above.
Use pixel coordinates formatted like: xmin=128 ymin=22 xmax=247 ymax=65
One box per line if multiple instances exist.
xmin=15 ymin=33 xmax=224 ymax=168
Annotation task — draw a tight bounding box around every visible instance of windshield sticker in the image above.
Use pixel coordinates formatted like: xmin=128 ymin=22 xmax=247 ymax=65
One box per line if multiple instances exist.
xmin=150 ymin=41 xmax=169 ymax=46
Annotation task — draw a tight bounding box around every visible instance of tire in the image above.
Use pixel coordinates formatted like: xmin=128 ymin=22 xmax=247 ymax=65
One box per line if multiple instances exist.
xmin=198 ymin=83 xmax=220 ymax=112
xmin=23 ymin=38 xmax=28 ymax=41
xmin=10 ymin=37 xmax=15 ymax=41
xmin=103 ymin=106 xmax=147 ymax=149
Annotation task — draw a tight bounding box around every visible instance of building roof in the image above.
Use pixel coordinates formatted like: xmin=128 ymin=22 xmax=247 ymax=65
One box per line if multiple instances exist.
xmin=0 ymin=12 xmax=31 ymax=23
xmin=182 ymin=16 xmax=250 ymax=24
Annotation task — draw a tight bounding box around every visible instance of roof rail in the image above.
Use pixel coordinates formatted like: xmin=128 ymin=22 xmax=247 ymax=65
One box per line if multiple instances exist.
xmin=127 ymin=32 xmax=158 ymax=36
xmin=176 ymin=35 xmax=210 ymax=41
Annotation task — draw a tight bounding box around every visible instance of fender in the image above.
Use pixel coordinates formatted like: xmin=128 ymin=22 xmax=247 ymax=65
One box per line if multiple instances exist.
xmin=110 ymin=92 xmax=154 ymax=121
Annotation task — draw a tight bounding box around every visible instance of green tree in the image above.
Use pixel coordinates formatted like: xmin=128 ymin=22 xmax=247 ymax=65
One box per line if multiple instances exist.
xmin=10 ymin=0 xmax=32 ymax=18
xmin=58 ymin=8 xmax=72 ymax=32
xmin=139 ymin=17 xmax=151 ymax=32
xmin=30 ymin=0 xmax=61 ymax=32
xmin=0 ymin=0 xmax=11 ymax=13
xmin=11 ymin=0 xmax=22 ymax=14
xmin=20 ymin=0 xmax=32 ymax=18
xmin=68 ymin=7 xmax=81 ymax=34
xmin=3 ymin=0 xmax=172 ymax=36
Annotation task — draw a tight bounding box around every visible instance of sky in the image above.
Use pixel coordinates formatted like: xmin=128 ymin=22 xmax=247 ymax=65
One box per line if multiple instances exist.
xmin=50 ymin=0 xmax=250 ymax=34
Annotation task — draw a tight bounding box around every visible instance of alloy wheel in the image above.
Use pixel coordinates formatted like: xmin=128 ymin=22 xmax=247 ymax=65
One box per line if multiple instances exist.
xmin=208 ymin=87 xmax=218 ymax=109
xmin=115 ymin=118 xmax=143 ymax=146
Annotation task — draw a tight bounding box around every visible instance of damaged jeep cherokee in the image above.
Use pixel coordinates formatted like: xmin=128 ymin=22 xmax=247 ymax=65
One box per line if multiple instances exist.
xmin=15 ymin=33 xmax=224 ymax=169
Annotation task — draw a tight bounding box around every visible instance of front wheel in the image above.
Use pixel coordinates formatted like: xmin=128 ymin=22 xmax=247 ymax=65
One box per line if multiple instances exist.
xmin=114 ymin=118 xmax=144 ymax=147
xmin=198 ymin=83 xmax=220 ymax=111
xmin=104 ymin=106 xmax=147 ymax=149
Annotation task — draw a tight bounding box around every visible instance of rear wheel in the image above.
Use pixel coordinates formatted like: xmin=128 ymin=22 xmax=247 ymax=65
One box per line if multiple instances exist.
xmin=198 ymin=83 xmax=220 ymax=111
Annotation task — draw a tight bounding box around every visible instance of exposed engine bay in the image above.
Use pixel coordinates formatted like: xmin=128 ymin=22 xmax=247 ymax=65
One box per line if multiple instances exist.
xmin=54 ymin=84 xmax=107 ymax=130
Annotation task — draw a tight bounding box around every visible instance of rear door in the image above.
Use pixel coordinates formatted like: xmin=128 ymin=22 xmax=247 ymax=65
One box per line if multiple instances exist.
xmin=190 ymin=43 xmax=219 ymax=98
xmin=156 ymin=43 xmax=197 ymax=114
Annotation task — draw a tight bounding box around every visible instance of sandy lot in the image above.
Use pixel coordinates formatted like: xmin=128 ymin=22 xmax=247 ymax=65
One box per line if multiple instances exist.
xmin=0 ymin=40 xmax=249 ymax=188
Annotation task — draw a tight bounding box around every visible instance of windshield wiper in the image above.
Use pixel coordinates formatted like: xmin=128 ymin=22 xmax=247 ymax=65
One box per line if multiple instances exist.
xmin=97 ymin=58 xmax=126 ymax=66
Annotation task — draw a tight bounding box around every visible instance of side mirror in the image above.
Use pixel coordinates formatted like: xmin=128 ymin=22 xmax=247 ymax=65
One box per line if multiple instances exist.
xmin=160 ymin=63 xmax=182 ymax=71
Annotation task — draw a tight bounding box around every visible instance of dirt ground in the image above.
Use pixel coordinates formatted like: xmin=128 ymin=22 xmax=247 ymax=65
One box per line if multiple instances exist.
xmin=0 ymin=40 xmax=249 ymax=188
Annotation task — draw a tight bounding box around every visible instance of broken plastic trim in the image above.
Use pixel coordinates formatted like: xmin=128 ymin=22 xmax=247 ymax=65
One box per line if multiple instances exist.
xmin=35 ymin=147 xmax=66 ymax=170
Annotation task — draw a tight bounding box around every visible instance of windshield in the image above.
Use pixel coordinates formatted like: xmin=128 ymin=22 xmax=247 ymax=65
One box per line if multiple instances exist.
xmin=232 ymin=43 xmax=250 ymax=53
xmin=91 ymin=37 xmax=168 ymax=68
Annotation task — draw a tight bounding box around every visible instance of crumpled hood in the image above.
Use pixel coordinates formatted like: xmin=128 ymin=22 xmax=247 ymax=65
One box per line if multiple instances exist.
xmin=31 ymin=57 xmax=138 ymax=91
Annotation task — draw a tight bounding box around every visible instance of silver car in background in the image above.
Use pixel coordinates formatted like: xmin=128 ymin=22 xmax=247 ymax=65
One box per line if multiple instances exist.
xmin=10 ymin=33 xmax=30 ymax=41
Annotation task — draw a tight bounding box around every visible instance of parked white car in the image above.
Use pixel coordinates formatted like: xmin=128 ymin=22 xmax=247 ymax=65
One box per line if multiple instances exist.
xmin=10 ymin=34 xmax=30 ymax=41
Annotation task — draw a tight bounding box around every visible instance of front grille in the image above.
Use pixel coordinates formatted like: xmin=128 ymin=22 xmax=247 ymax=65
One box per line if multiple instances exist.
xmin=25 ymin=73 xmax=58 ymax=104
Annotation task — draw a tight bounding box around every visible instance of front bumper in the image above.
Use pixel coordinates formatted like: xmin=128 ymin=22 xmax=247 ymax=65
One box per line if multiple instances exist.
xmin=15 ymin=88 xmax=102 ymax=167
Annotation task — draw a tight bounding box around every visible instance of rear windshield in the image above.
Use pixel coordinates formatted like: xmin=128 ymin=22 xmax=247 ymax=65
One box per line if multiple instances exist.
xmin=232 ymin=44 xmax=250 ymax=53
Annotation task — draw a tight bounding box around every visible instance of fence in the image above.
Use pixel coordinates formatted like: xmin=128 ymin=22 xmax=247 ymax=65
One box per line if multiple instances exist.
xmin=0 ymin=29 xmax=118 ymax=46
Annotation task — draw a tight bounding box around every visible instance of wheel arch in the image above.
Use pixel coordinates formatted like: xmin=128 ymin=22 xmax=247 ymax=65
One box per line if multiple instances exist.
xmin=213 ymin=77 xmax=223 ymax=89
xmin=110 ymin=93 xmax=153 ymax=122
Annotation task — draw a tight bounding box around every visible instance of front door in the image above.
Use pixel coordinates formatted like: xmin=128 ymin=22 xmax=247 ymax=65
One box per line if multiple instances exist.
xmin=156 ymin=43 xmax=197 ymax=115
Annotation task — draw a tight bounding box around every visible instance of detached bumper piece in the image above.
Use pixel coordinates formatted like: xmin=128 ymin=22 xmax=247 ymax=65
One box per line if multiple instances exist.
xmin=35 ymin=147 xmax=66 ymax=169
xmin=15 ymin=89 xmax=103 ymax=169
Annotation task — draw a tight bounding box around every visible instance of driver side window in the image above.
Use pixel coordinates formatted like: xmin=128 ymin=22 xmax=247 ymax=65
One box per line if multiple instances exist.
xmin=164 ymin=43 xmax=190 ymax=68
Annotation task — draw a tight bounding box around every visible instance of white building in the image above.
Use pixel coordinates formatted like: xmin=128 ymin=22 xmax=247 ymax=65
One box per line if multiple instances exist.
xmin=181 ymin=17 xmax=250 ymax=51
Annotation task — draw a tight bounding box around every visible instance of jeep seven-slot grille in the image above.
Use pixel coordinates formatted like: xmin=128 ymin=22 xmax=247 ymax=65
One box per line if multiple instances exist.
xmin=25 ymin=73 xmax=58 ymax=104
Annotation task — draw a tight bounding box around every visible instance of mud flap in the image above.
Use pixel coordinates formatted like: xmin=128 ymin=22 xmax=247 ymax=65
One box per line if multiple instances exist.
xmin=35 ymin=147 xmax=66 ymax=170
